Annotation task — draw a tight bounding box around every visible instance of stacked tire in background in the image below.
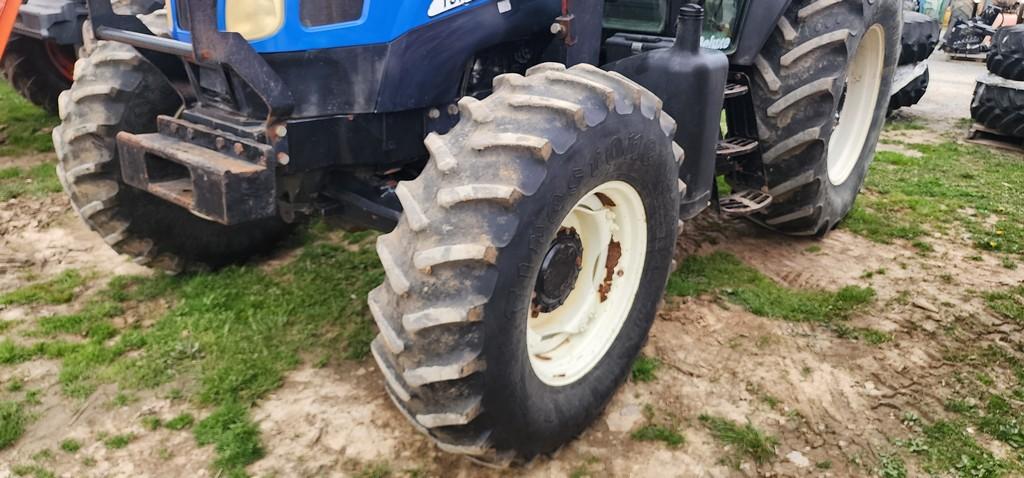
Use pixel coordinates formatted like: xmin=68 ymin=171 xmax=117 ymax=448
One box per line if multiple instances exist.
xmin=971 ymin=25 xmax=1024 ymax=139
xmin=889 ymin=11 xmax=941 ymax=114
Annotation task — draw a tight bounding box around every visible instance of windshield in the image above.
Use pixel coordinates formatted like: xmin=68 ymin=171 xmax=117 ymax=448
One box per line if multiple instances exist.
xmin=603 ymin=0 xmax=745 ymax=51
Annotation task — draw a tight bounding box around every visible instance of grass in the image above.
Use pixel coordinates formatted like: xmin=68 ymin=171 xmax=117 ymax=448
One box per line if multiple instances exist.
xmin=845 ymin=143 xmax=1024 ymax=260
xmin=630 ymin=406 xmax=684 ymax=448
xmin=631 ymin=355 xmax=660 ymax=382
xmin=668 ymin=252 xmax=875 ymax=324
xmin=903 ymin=420 xmax=1010 ymax=477
xmin=985 ymin=286 xmax=1023 ymax=323
xmin=0 ymin=81 xmax=57 ymax=157
xmin=104 ymin=433 xmax=134 ymax=449
xmin=10 ymin=464 xmax=55 ymax=478
xmin=194 ymin=402 xmax=263 ymax=477
xmin=885 ymin=117 xmax=927 ymax=131
xmin=631 ymin=424 xmax=685 ymax=447
xmin=0 ymin=400 xmax=27 ymax=449
xmin=0 ymin=269 xmax=85 ymax=306
xmin=698 ymin=414 xmax=777 ymax=466
xmin=165 ymin=413 xmax=195 ymax=430
xmin=0 ymin=162 xmax=63 ymax=201
xmin=0 ymin=231 xmax=381 ymax=476
xmin=59 ymin=438 xmax=81 ymax=453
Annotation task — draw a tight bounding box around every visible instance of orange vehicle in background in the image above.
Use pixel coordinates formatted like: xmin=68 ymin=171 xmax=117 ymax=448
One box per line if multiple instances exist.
xmin=0 ymin=0 xmax=19 ymax=57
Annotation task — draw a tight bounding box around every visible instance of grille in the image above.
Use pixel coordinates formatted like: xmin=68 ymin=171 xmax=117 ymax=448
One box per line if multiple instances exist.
xmin=301 ymin=0 xmax=365 ymax=27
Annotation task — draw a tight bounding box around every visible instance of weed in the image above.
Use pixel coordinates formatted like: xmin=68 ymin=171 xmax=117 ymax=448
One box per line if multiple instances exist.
xmin=111 ymin=392 xmax=136 ymax=407
xmin=23 ymin=390 xmax=40 ymax=406
xmin=569 ymin=455 xmax=600 ymax=478
xmin=699 ymin=414 xmax=777 ymax=465
xmin=804 ymin=245 xmax=822 ymax=254
xmin=631 ymin=424 xmax=685 ymax=448
xmin=846 ymin=144 xmax=1024 ymax=259
xmin=885 ymin=117 xmax=927 ymax=131
xmin=1002 ymin=258 xmax=1018 ymax=270
xmin=165 ymin=413 xmax=195 ymax=431
xmin=0 ymin=270 xmax=85 ymax=306
xmin=877 ymin=453 xmax=907 ymax=478
xmin=986 ymin=286 xmax=1024 ymax=322
xmin=194 ymin=402 xmax=264 ymax=476
xmin=10 ymin=464 xmax=55 ymax=478
xmin=0 ymin=81 xmax=57 ymax=157
xmin=816 ymin=460 xmax=832 ymax=469
xmin=59 ymin=439 xmax=81 ymax=453
xmin=911 ymin=240 xmax=933 ymax=254
xmin=0 ymin=163 xmax=63 ymax=201
xmin=904 ymin=420 xmax=1008 ymax=477
xmin=141 ymin=416 xmax=162 ymax=431
xmin=7 ymin=378 xmax=24 ymax=392
xmin=631 ymin=355 xmax=660 ymax=383
xmin=668 ymin=252 xmax=875 ymax=323
xmin=30 ymin=449 xmax=52 ymax=461
xmin=104 ymin=433 xmax=134 ymax=449
xmin=354 ymin=462 xmax=392 ymax=478
xmin=0 ymin=400 xmax=27 ymax=449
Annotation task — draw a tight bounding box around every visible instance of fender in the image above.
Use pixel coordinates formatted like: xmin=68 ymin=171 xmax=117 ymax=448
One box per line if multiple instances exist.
xmin=0 ymin=0 xmax=19 ymax=56
xmin=729 ymin=0 xmax=792 ymax=65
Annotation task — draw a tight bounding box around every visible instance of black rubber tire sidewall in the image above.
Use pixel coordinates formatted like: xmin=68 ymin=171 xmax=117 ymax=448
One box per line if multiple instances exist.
xmin=987 ymin=24 xmax=1024 ymax=81
xmin=822 ymin=5 xmax=902 ymax=229
xmin=889 ymin=67 xmax=930 ymax=114
xmin=971 ymin=81 xmax=1024 ymax=138
xmin=482 ymin=110 xmax=678 ymax=457
xmin=899 ymin=11 xmax=941 ymax=65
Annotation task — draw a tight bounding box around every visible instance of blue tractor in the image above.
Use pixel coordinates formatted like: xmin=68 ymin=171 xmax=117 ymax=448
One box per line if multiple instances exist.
xmin=54 ymin=0 xmax=901 ymax=463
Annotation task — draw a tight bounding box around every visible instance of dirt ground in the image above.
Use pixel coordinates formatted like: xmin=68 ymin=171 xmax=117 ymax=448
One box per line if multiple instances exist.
xmin=1 ymin=55 xmax=1022 ymax=477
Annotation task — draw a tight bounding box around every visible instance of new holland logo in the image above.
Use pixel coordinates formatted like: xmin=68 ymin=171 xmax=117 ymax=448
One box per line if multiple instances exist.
xmin=428 ymin=0 xmax=474 ymax=17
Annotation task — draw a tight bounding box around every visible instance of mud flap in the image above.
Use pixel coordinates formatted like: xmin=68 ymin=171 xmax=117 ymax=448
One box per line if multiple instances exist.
xmin=0 ymin=0 xmax=20 ymax=57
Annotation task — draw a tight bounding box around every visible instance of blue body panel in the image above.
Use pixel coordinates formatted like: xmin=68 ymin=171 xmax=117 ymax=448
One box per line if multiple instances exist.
xmin=170 ymin=0 xmax=495 ymax=53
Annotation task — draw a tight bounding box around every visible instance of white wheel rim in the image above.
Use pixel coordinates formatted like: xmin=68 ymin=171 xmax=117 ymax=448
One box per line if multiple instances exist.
xmin=527 ymin=181 xmax=648 ymax=387
xmin=828 ymin=24 xmax=885 ymax=186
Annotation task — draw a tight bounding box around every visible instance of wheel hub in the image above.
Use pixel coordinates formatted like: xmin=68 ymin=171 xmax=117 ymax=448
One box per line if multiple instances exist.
xmin=534 ymin=228 xmax=583 ymax=314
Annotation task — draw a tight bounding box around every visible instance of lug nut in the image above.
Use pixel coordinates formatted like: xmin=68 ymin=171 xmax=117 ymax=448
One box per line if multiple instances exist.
xmin=215 ymin=137 xmax=226 ymax=150
xmin=275 ymin=125 xmax=288 ymax=138
xmin=277 ymin=152 xmax=290 ymax=166
xmin=233 ymin=143 xmax=245 ymax=155
xmin=428 ymin=108 xmax=441 ymax=120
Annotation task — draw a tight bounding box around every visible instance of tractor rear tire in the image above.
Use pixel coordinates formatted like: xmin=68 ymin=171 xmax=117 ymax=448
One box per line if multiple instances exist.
xmin=987 ymin=25 xmax=1024 ymax=81
xmin=971 ymin=80 xmax=1024 ymax=138
xmin=889 ymin=67 xmax=930 ymax=114
xmin=742 ymin=0 xmax=901 ymax=236
xmin=53 ymin=41 xmax=292 ymax=270
xmin=1 ymin=35 xmax=75 ymax=114
xmin=370 ymin=63 xmax=682 ymax=463
xmin=899 ymin=11 xmax=940 ymax=66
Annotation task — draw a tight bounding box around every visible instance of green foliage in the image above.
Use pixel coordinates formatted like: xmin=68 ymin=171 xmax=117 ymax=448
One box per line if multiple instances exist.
xmin=699 ymin=414 xmax=777 ymax=465
xmin=631 ymin=355 xmax=660 ymax=383
xmin=0 ymin=163 xmax=63 ymax=201
xmin=0 ymin=400 xmax=27 ymax=449
xmin=10 ymin=464 xmax=56 ymax=478
xmin=354 ymin=463 xmax=392 ymax=478
xmin=668 ymin=252 xmax=875 ymax=323
xmin=195 ymin=402 xmax=264 ymax=476
xmin=0 ymin=81 xmax=58 ymax=157
xmin=0 ymin=270 xmax=85 ymax=306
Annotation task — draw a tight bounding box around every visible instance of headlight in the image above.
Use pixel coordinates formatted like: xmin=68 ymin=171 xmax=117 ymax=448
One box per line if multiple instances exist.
xmin=225 ymin=0 xmax=285 ymax=40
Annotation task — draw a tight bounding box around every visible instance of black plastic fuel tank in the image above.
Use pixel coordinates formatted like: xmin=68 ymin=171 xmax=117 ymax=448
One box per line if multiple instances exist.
xmin=605 ymin=4 xmax=728 ymax=220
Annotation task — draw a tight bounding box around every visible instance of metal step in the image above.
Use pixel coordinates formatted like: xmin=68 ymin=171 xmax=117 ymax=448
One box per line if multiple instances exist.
xmin=724 ymin=82 xmax=749 ymax=99
xmin=719 ymin=189 xmax=773 ymax=218
xmin=716 ymin=136 xmax=758 ymax=158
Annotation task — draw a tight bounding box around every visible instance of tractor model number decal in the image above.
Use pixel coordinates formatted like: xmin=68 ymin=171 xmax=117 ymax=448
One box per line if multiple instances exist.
xmin=428 ymin=0 xmax=474 ymax=17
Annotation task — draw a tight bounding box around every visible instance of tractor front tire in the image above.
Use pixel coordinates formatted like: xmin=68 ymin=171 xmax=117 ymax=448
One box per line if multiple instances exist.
xmin=743 ymin=0 xmax=901 ymax=235
xmin=53 ymin=41 xmax=292 ymax=270
xmin=370 ymin=63 xmax=683 ymax=462
xmin=1 ymin=35 xmax=76 ymax=114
